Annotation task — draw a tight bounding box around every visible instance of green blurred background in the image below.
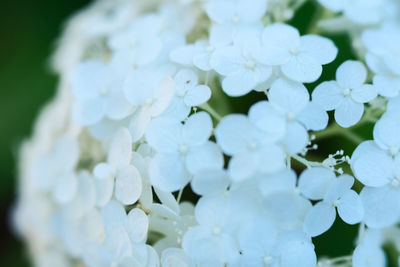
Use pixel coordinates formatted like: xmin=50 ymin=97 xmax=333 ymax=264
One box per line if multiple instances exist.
xmin=0 ymin=1 xmax=88 ymax=266
xmin=0 ymin=0 xmax=392 ymax=266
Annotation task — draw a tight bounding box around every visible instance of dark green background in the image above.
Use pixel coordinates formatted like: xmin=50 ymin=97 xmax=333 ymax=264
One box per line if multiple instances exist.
xmin=0 ymin=1 xmax=391 ymax=266
xmin=0 ymin=1 xmax=88 ymax=266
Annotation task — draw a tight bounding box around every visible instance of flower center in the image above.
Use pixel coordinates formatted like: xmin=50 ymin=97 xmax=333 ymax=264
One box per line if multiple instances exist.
xmin=232 ymin=14 xmax=240 ymax=24
xmin=245 ymin=60 xmax=256 ymax=70
xmin=100 ymin=87 xmax=109 ymax=96
xmin=289 ymin=47 xmax=298 ymax=55
xmin=178 ymin=145 xmax=189 ymax=155
xmin=212 ymin=227 xmax=221 ymax=235
xmin=389 ymin=146 xmax=399 ymax=157
xmin=263 ymin=255 xmax=273 ymax=265
xmin=391 ymin=178 xmax=400 ymax=188
xmin=342 ymin=88 xmax=351 ymax=96
xmin=286 ymin=112 xmax=296 ymax=121
xmin=145 ymin=97 xmax=154 ymax=106
xmin=206 ymin=45 xmax=215 ymax=53
xmin=248 ymin=141 xmax=258 ymax=151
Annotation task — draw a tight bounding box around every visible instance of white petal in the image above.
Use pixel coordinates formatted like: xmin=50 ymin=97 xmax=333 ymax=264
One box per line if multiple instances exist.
xmin=93 ymin=163 xmax=114 ymax=180
xmin=282 ymin=54 xmax=322 ymax=83
xmin=72 ymin=99 xmax=105 ymax=126
xmin=221 ymin=72 xmax=257 ymax=97
xmin=337 ymin=190 xmax=364 ymax=224
xmin=257 ymin=144 xmax=286 ymax=174
xmin=351 ymin=141 xmax=394 ymax=187
xmin=195 ymin=195 xmax=229 ymax=227
xmin=129 ymin=107 xmax=152 ymax=142
xmin=184 ymin=85 xmax=211 ymax=107
xmin=151 ymin=77 xmax=175 ymax=117
xmin=373 ymin=74 xmax=400 ymax=98
xmin=154 ymin=188 xmax=180 ymax=214
xmin=215 ymin=114 xmax=252 ymax=156
xmin=115 ymin=165 xmax=142 ymax=205
xmin=170 ymin=44 xmax=199 ymax=66
xmin=186 ymin=142 xmax=224 ymax=175
xmin=236 ymin=0 xmax=268 ymax=22
xmin=210 ymin=46 xmax=243 ymax=75
xmin=261 ymin=23 xmax=300 ymax=65
xmin=280 ymin=239 xmax=317 ymax=267
xmin=299 ymin=35 xmax=337 ymax=65
xmin=324 ymin=174 xmax=354 ymax=203
xmin=101 ymin=200 xmax=126 ymax=229
xmin=283 ymin=121 xmax=309 ymax=155
xmin=228 ymin=152 xmax=259 ymax=182
xmin=360 ymin=185 xmax=400 ymax=228
xmin=105 ymin=92 xmax=134 ymax=120
xmin=182 ymin=112 xmax=212 ymax=146
xmin=353 ymin=244 xmax=386 ymax=267
xmin=269 ymin=78 xmax=309 ymax=113
xmin=191 ymin=169 xmax=230 ymax=196
xmin=94 ymin=176 xmax=114 ymax=207
xmin=163 ymin=97 xmax=191 ymax=121
xmin=299 ymin=167 xmax=335 ymax=200
xmin=145 ymin=117 xmax=181 ymax=153
xmin=259 ymin=169 xmax=297 ymax=196
xmin=53 ymin=173 xmax=78 ymax=204
xmin=336 ymin=60 xmax=367 ymax=89
xmin=108 ymin=127 xmax=132 ymax=169
xmin=334 ymin=98 xmax=364 ymax=128
xmin=126 ymin=208 xmax=148 ymax=243
xmin=149 ymin=154 xmax=189 ymax=192
xmin=248 ymin=101 xmax=285 ymax=141
xmin=373 ymin=114 xmax=400 ymax=150
xmin=297 ymin=102 xmax=329 ymax=131
xmin=312 ymin=81 xmax=343 ymax=111
xmin=351 ymin=84 xmax=377 ymax=103
xmin=304 ymin=201 xmax=336 ymax=237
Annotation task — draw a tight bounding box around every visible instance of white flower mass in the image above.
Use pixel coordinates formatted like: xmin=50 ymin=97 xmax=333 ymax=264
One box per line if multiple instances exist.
xmin=12 ymin=0 xmax=400 ymax=266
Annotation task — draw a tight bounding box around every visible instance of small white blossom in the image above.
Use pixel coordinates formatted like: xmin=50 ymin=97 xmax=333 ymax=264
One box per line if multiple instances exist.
xmin=145 ymin=112 xmax=223 ymax=192
xmin=260 ymin=23 xmax=337 ymax=83
xmin=93 ymin=127 xmax=142 ymax=206
xmin=313 ymin=60 xmax=377 ymax=127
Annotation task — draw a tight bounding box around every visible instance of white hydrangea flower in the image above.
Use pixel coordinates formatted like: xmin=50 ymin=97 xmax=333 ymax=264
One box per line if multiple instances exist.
xmin=303 ymin=172 xmax=363 ymax=236
xmin=70 ymin=60 xmax=134 ymax=126
xmin=170 ymin=25 xmax=231 ymax=71
xmin=163 ymin=69 xmax=211 ymax=121
xmin=123 ymin=69 xmax=175 ymax=141
xmin=32 ymin=135 xmax=79 ymax=204
xmin=363 ymin=25 xmax=400 ymax=97
xmin=313 ymin=60 xmax=377 ymax=128
xmin=260 ymin=23 xmax=338 ymax=83
xmin=182 ymin=195 xmax=240 ymax=266
xmin=353 ymin=229 xmax=386 ymax=267
xmin=93 ymin=127 xmax=142 ymax=205
xmin=15 ymin=0 xmax=400 ymax=266
xmin=351 ymin=139 xmax=400 ymax=228
xmin=215 ymin=95 xmax=294 ymax=182
xmin=269 ymin=78 xmax=328 ymax=154
xmin=259 ymin=169 xmax=312 ymax=230
xmin=145 ymin=112 xmax=223 ymax=192
xmin=205 ymin=0 xmax=268 ymax=41
xmin=318 ymin=0 xmax=386 ymax=25
xmin=210 ymin=31 xmax=272 ymax=96
xmin=108 ymin=15 xmax=163 ymax=67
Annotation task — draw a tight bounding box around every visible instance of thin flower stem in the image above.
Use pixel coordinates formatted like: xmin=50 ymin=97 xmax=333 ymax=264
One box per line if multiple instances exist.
xmin=199 ymin=102 xmax=223 ymax=122
xmin=291 ymin=154 xmax=321 ymax=168
xmin=177 ymin=188 xmax=184 ymax=203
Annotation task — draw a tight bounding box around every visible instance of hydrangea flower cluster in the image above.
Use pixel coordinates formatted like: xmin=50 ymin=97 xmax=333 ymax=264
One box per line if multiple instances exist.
xmin=13 ymin=0 xmax=400 ymax=266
